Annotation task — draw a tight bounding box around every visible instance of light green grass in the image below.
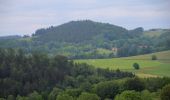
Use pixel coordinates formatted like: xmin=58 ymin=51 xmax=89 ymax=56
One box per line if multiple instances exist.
xmin=75 ymin=50 xmax=170 ymax=77
xmin=76 ymin=59 xmax=161 ymax=70
xmin=124 ymin=50 xmax=170 ymax=61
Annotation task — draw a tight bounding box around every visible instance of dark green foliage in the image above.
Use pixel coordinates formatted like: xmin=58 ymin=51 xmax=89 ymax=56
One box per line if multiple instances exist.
xmin=133 ymin=63 xmax=140 ymax=70
xmin=160 ymin=84 xmax=170 ymax=100
xmin=115 ymin=90 xmax=141 ymax=100
xmin=0 ymin=48 xmax=134 ymax=99
xmin=33 ymin=20 xmax=128 ymax=43
xmin=115 ymin=90 xmax=155 ymax=100
xmin=80 ymin=82 xmax=92 ymax=92
xmin=48 ymin=88 xmax=63 ymax=100
xmin=128 ymin=27 xmax=144 ymax=37
xmin=124 ymin=77 xmax=145 ymax=91
xmin=151 ymin=55 xmax=157 ymax=60
xmin=0 ymin=49 xmax=170 ymax=100
xmin=93 ymin=81 xmax=120 ymax=99
xmin=145 ymin=77 xmax=170 ymax=92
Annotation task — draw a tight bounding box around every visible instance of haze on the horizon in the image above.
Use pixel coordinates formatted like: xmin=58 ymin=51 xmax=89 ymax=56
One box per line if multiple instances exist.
xmin=0 ymin=0 xmax=170 ymax=36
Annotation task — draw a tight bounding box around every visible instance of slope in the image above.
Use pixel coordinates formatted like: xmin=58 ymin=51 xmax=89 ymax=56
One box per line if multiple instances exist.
xmin=76 ymin=50 xmax=170 ymax=77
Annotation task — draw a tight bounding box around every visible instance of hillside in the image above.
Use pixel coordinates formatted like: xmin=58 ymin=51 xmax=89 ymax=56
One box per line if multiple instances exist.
xmin=124 ymin=50 xmax=170 ymax=60
xmin=33 ymin=20 xmax=141 ymax=43
xmin=76 ymin=50 xmax=170 ymax=77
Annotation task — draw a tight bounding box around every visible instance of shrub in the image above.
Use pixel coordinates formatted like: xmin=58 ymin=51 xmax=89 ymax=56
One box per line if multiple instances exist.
xmin=133 ymin=63 xmax=140 ymax=70
xmin=151 ymin=55 xmax=157 ymax=60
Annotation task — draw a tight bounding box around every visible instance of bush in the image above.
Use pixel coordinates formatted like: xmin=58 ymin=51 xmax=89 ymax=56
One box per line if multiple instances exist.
xmin=151 ymin=55 xmax=157 ymax=60
xmin=133 ymin=63 xmax=140 ymax=70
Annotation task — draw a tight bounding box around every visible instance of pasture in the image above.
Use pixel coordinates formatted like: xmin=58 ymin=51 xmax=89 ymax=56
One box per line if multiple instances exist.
xmin=75 ymin=50 xmax=170 ymax=77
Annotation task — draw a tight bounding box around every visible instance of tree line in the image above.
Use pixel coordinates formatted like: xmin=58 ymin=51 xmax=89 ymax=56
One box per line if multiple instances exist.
xmin=0 ymin=48 xmax=134 ymax=99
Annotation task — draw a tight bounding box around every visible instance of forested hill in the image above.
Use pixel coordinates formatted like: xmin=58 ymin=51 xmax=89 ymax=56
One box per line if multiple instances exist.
xmin=33 ymin=20 xmax=143 ymax=42
xmin=0 ymin=20 xmax=169 ymax=59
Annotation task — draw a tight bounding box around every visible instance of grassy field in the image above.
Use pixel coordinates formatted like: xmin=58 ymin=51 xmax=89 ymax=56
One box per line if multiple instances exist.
xmin=75 ymin=50 xmax=170 ymax=77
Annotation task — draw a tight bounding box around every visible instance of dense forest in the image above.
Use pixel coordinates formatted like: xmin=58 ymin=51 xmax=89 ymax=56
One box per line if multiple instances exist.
xmin=0 ymin=20 xmax=170 ymax=59
xmin=0 ymin=48 xmax=170 ymax=100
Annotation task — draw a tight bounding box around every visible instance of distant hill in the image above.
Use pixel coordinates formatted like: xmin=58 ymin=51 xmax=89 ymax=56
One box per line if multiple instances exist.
xmin=0 ymin=20 xmax=169 ymax=59
xmin=0 ymin=35 xmax=21 ymax=40
xmin=33 ymin=20 xmax=143 ymax=43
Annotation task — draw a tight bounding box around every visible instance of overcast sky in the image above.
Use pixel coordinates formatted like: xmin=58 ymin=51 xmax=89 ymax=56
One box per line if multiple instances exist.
xmin=0 ymin=0 xmax=170 ymax=36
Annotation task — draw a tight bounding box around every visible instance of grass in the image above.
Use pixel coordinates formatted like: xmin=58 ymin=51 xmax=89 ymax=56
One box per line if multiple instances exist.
xmin=124 ymin=50 xmax=170 ymax=61
xmin=75 ymin=50 xmax=170 ymax=77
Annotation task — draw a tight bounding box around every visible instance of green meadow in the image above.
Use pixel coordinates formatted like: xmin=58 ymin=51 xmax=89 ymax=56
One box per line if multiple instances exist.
xmin=75 ymin=50 xmax=170 ymax=77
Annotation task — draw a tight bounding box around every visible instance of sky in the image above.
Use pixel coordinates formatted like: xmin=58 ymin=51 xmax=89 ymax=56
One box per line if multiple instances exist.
xmin=0 ymin=0 xmax=170 ymax=36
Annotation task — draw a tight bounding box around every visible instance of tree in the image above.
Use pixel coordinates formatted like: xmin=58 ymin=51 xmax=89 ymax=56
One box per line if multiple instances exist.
xmin=151 ymin=55 xmax=157 ymax=60
xmin=160 ymin=84 xmax=170 ymax=100
xmin=77 ymin=92 xmax=100 ymax=100
xmin=124 ymin=77 xmax=145 ymax=91
xmin=133 ymin=63 xmax=140 ymax=70
xmin=94 ymin=81 xmax=120 ymax=99
xmin=80 ymin=82 xmax=92 ymax=92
